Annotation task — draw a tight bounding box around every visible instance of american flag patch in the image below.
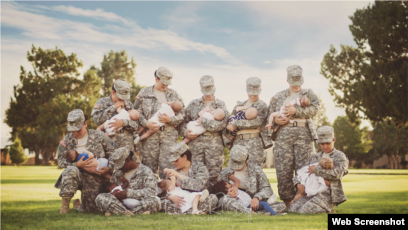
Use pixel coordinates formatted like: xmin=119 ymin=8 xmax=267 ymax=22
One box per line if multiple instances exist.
xmin=270 ymin=97 xmax=275 ymax=103
xmin=136 ymin=94 xmax=141 ymax=100
xmin=94 ymin=104 xmax=101 ymax=109
xmin=60 ymin=140 xmax=67 ymax=147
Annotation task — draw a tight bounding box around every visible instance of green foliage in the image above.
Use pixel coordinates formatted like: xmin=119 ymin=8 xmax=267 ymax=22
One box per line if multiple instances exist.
xmin=93 ymin=50 xmax=144 ymax=100
xmin=8 ymin=137 xmax=27 ymax=166
xmin=320 ymin=1 xmax=408 ymax=128
xmin=314 ymin=94 xmax=331 ymax=128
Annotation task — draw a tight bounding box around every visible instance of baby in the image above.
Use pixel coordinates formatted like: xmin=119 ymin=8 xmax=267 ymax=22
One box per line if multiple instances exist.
xmin=66 ymin=150 xmax=109 ymax=175
xmin=106 ymin=178 xmax=141 ymax=210
xmin=97 ymin=107 xmax=140 ymax=136
xmin=182 ymin=108 xmax=225 ymax=144
xmin=210 ymin=180 xmax=278 ymax=216
xmin=292 ymin=157 xmax=334 ymax=203
xmin=134 ymin=101 xmax=182 ymax=144
xmin=228 ymin=107 xmax=258 ymax=141
xmin=157 ymin=176 xmax=209 ymax=214
xmin=265 ymin=97 xmax=310 ymax=132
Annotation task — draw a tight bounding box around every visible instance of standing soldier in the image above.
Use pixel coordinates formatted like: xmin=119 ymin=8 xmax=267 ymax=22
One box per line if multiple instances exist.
xmin=267 ymin=65 xmax=320 ymax=208
xmin=226 ymin=77 xmax=272 ymax=167
xmin=55 ymin=109 xmax=114 ymax=213
xmin=133 ymin=67 xmax=185 ymax=178
xmin=91 ymin=79 xmax=139 ymax=158
xmin=180 ymin=75 xmax=230 ymax=189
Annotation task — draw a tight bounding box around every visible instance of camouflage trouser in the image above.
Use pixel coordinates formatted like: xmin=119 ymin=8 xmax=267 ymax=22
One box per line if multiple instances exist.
xmin=274 ymin=127 xmax=314 ymax=201
xmin=269 ymin=201 xmax=288 ymax=213
xmin=140 ymin=126 xmax=178 ymax=179
xmin=54 ymin=166 xmax=104 ymax=213
xmin=95 ymin=193 xmax=161 ymax=215
xmin=189 ymin=135 xmax=224 ymax=189
xmin=217 ymin=195 xmax=251 ymax=214
xmin=160 ymin=194 xmax=218 ymax=214
xmin=233 ymin=136 xmax=264 ymax=167
xmin=288 ymin=190 xmax=334 ymax=213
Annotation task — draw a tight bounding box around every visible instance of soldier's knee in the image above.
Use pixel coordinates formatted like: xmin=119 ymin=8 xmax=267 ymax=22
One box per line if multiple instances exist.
xmin=62 ymin=166 xmax=81 ymax=178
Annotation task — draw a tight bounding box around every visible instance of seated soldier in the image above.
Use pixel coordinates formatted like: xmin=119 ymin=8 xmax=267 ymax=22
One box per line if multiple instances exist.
xmin=95 ymin=147 xmax=161 ymax=216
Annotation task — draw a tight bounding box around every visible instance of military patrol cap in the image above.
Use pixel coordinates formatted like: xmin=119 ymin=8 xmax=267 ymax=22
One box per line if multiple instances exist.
xmin=286 ymin=65 xmax=304 ymax=86
xmin=169 ymin=142 xmax=188 ymax=162
xmin=200 ymin=75 xmax=216 ymax=95
xmin=317 ymin=126 xmax=335 ymax=143
xmin=156 ymin=67 xmax=173 ymax=85
xmin=229 ymin=145 xmax=249 ymax=170
xmin=114 ymin=79 xmax=130 ymax=100
xmin=67 ymin=109 xmax=85 ymax=132
xmin=246 ymin=77 xmax=261 ymax=95
xmin=111 ymin=147 xmax=130 ymax=170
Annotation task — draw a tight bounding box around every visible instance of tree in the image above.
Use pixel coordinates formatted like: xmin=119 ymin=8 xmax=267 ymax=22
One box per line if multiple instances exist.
xmin=94 ymin=50 xmax=144 ymax=100
xmin=4 ymin=45 xmax=100 ymax=165
xmin=314 ymin=95 xmax=331 ymax=128
xmin=9 ymin=136 xmax=27 ymax=166
xmin=332 ymin=116 xmax=369 ymax=167
xmin=320 ymin=1 xmax=408 ymax=128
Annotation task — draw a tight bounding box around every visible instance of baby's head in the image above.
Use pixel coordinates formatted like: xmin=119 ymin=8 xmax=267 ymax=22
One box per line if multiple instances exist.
xmin=157 ymin=178 xmax=171 ymax=195
xmin=66 ymin=150 xmax=79 ymax=162
xmin=170 ymin=101 xmax=182 ymax=114
xmin=210 ymin=181 xmax=230 ymax=196
xmin=301 ymin=97 xmax=311 ymax=107
xmin=245 ymin=107 xmax=258 ymax=120
xmin=211 ymin=108 xmax=225 ymax=121
xmin=128 ymin=109 xmax=140 ymax=121
xmin=319 ymin=157 xmax=334 ymax=170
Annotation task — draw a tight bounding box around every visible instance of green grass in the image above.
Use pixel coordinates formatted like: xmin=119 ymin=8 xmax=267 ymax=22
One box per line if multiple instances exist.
xmin=2 ymin=166 xmax=407 ymax=229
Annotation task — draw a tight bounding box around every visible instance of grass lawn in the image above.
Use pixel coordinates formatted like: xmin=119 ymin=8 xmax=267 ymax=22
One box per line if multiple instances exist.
xmin=1 ymin=166 xmax=407 ymax=229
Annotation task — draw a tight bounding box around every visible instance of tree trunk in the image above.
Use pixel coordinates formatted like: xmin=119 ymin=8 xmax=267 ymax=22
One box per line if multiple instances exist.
xmin=35 ymin=151 xmax=41 ymax=165
xmin=43 ymin=151 xmax=50 ymax=166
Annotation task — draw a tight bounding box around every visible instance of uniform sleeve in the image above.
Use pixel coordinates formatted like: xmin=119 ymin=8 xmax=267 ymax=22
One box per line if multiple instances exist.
xmin=122 ymin=119 xmax=139 ymax=132
xmin=102 ymin=133 xmax=115 ymax=170
xmin=201 ymin=101 xmax=229 ymax=132
xmin=92 ymin=98 xmax=117 ymax=126
xmin=134 ymin=91 xmax=148 ymax=128
xmin=231 ymin=102 xmax=267 ymax=129
xmin=127 ymin=169 xmax=157 ymax=199
xmin=168 ymin=92 xmax=185 ymax=126
xmin=57 ymin=136 xmax=77 ymax=168
xmin=181 ymin=165 xmax=209 ymax=191
xmin=180 ymin=102 xmax=192 ymax=138
xmin=292 ymin=89 xmax=320 ymax=119
xmin=315 ymin=153 xmax=349 ymax=181
xmin=253 ymin=169 xmax=273 ymax=200
xmin=267 ymin=96 xmax=279 ymax=131
xmin=219 ymin=167 xmax=234 ymax=182
xmin=133 ymin=93 xmax=142 ymax=110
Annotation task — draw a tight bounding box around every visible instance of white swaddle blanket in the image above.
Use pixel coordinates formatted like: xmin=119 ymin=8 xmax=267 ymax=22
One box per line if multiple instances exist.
xmin=111 ymin=185 xmax=140 ymax=209
xmin=104 ymin=109 xmax=130 ymax=136
xmin=186 ymin=112 xmax=213 ymax=135
xmin=148 ymin=103 xmax=175 ymax=127
xmin=168 ymin=187 xmax=203 ymax=213
xmin=296 ymin=163 xmax=329 ymax=196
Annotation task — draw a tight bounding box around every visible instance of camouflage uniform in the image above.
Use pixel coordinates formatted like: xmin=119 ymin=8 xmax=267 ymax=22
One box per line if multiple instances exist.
xmin=289 ymin=126 xmax=349 ymax=213
xmin=133 ymin=68 xmax=185 ymax=179
xmin=180 ymin=75 xmax=230 ymax=189
xmin=267 ymin=65 xmax=320 ymax=201
xmin=55 ymin=110 xmax=115 ymax=213
xmin=91 ymin=79 xmax=139 ymax=159
xmin=161 ymin=142 xmax=218 ymax=214
xmin=95 ymin=147 xmax=161 ymax=215
xmin=217 ymin=146 xmax=274 ymax=213
xmin=228 ymin=77 xmax=272 ymax=167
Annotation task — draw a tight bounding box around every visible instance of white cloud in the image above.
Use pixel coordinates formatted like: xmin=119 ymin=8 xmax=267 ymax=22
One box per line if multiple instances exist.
xmin=264 ymin=60 xmax=272 ymax=64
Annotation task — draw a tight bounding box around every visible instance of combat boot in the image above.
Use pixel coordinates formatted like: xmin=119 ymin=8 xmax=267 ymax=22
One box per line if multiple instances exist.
xmin=60 ymin=197 xmax=72 ymax=214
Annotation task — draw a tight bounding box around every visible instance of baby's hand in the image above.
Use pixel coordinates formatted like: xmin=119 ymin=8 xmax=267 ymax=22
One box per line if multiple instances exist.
xmin=265 ymin=124 xmax=272 ymax=131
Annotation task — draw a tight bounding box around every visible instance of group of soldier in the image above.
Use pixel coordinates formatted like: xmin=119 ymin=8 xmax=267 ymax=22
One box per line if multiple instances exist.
xmin=55 ymin=65 xmax=349 ymax=216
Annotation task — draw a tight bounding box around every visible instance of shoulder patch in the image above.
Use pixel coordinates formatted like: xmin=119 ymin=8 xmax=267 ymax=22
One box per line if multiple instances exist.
xmin=136 ymin=94 xmax=141 ymax=100
xmin=94 ymin=104 xmax=101 ymax=109
xmin=60 ymin=140 xmax=67 ymax=147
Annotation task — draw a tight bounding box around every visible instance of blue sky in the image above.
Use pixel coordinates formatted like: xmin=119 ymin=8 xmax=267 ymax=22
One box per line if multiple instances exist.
xmin=1 ymin=0 xmax=373 ymax=148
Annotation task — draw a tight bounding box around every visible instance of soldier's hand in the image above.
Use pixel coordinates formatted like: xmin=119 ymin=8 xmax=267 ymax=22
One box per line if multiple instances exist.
xmin=187 ymin=130 xmax=198 ymax=140
xmin=76 ymin=156 xmax=92 ymax=169
xmin=146 ymin=121 xmax=160 ymax=132
xmin=297 ymin=184 xmax=305 ymax=194
xmin=275 ymin=116 xmax=289 ymax=125
xmin=108 ymin=118 xmax=124 ymax=132
xmin=227 ymin=188 xmax=238 ymax=198
xmin=226 ymin=123 xmax=237 ymax=132
xmin=285 ymin=106 xmax=296 ymax=117
xmin=114 ymin=100 xmax=125 ymax=109
xmin=324 ymin=179 xmax=330 ymax=186
xmin=250 ymin=197 xmax=259 ymax=211
xmin=195 ymin=117 xmax=203 ymax=126
xmin=167 ymin=195 xmax=186 ymax=208
xmin=308 ymin=165 xmax=316 ymax=175
xmin=158 ymin=113 xmax=172 ymax=124
xmin=113 ymin=190 xmax=127 ymax=200
xmin=95 ymin=167 xmax=110 ymax=176
xmin=164 ymin=169 xmax=178 ymax=178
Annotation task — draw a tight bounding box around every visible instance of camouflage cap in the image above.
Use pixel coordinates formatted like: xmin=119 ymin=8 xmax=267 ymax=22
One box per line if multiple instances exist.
xmin=67 ymin=109 xmax=85 ymax=132
xmin=317 ymin=126 xmax=335 ymax=143
xmin=111 ymin=147 xmax=130 ymax=170
xmin=169 ymin=142 xmax=188 ymax=162
xmin=246 ymin=77 xmax=261 ymax=95
xmin=229 ymin=145 xmax=249 ymax=170
xmin=156 ymin=67 xmax=173 ymax=85
xmin=114 ymin=79 xmax=130 ymax=100
xmin=200 ymin=75 xmax=216 ymax=95
xmin=286 ymin=65 xmax=304 ymax=86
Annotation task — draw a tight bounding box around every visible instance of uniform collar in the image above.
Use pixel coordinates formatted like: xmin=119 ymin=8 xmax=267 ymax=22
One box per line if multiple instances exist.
xmin=320 ymin=147 xmax=336 ymax=156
